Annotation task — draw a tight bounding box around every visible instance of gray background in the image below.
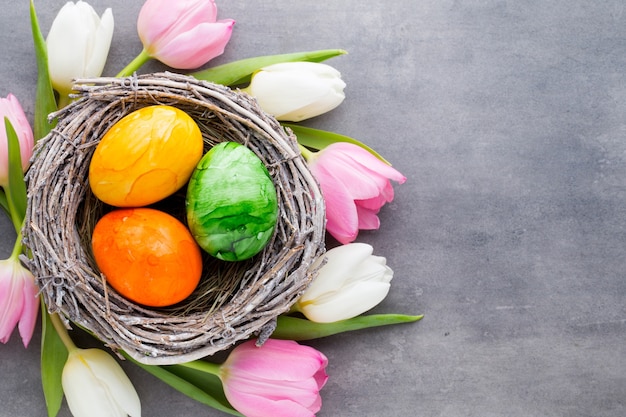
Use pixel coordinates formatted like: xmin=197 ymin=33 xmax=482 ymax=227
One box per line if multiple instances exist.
xmin=1 ymin=1 xmax=625 ymax=416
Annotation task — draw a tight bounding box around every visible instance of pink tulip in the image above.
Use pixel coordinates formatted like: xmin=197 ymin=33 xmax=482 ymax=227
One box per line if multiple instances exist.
xmin=0 ymin=94 xmax=34 ymax=188
xmin=0 ymin=257 xmax=39 ymax=347
xmin=137 ymin=0 xmax=234 ymax=69
xmin=307 ymin=142 xmax=406 ymax=244
xmin=219 ymin=339 xmax=328 ymax=417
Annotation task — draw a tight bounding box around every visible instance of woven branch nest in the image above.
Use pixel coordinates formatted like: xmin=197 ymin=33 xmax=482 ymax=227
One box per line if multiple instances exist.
xmin=22 ymin=72 xmax=326 ymax=365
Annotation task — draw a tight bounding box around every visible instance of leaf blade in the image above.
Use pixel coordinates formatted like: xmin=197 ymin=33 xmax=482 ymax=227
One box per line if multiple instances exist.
xmin=30 ymin=0 xmax=57 ymax=140
xmin=40 ymin=306 xmax=69 ymax=417
xmin=5 ymin=118 xmax=28 ymax=228
xmin=272 ymin=314 xmax=423 ymax=341
xmin=285 ymin=123 xmax=391 ymax=165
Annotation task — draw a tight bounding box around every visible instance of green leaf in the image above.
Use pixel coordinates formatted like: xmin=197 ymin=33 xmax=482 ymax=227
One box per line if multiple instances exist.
xmin=122 ymin=354 xmax=243 ymax=417
xmin=271 ymin=314 xmax=424 ymax=341
xmin=30 ymin=0 xmax=58 ymax=139
xmin=191 ymin=49 xmax=347 ymax=86
xmin=40 ymin=305 xmax=69 ymax=417
xmin=5 ymin=118 xmax=28 ymax=230
xmin=284 ymin=123 xmax=391 ymax=165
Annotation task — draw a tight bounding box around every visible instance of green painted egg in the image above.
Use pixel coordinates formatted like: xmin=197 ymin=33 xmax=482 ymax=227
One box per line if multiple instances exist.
xmin=186 ymin=142 xmax=278 ymax=261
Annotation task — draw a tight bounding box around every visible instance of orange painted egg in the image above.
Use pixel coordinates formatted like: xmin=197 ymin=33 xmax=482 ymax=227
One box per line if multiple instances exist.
xmin=91 ymin=208 xmax=203 ymax=307
xmin=89 ymin=105 xmax=203 ymax=207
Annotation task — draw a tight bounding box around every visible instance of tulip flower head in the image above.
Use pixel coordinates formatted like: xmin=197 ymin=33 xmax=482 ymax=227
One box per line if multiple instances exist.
xmin=244 ymin=62 xmax=346 ymax=122
xmin=62 ymin=348 xmax=141 ymax=417
xmin=137 ymin=0 xmax=235 ymax=69
xmin=0 ymin=94 xmax=34 ymax=188
xmin=0 ymin=256 xmax=39 ymax=347
xmin=46 ymin=1 xmax=114 ymax=101
xmin=305 ymin=142 xmax=406 ymax=244
xmin=295 ymin=243 xmax=393 ymax=323
xmin=219 ymin=339 xmax=328 ymax=417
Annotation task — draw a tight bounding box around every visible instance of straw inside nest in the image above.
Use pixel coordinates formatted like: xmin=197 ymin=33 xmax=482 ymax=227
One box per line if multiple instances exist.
xmin=23 ymin=72 xmax=326 ymax=365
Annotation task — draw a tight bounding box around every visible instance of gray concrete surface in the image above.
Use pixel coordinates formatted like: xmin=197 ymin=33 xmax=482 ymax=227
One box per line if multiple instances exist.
xmin=1 ymin=1 xmax=625 ymax=416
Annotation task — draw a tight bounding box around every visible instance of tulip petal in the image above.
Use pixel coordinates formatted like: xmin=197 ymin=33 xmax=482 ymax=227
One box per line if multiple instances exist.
xmin=316 ymin=153 xmax=389 ymax=201
xmin=46 ymin=4 xmax=90 ymax=95
xmin=353 ymin=256 xmax=393 ymax=284
xmin=80 ymin=349 xmax=142 ymax=417
xmin=355 ymin=204 xmax=381 ymax=230
xmin=226 ymin=340 xmax=327 ymax=382
xmin=251 ymin=67 xmax=345 ymax=122
xmin=310 ymin=163 xmax=360 ymax=244
xmin=84 ymin=8 xmax=114 ymax=81
xmin=301 ymin=243 xmax=373 ymax=301
xmin=138 ymin=0 xmax=217 ymax=49
xmin=6 ymin=94 xmax=35 ymax=172
xmin=17 ymin=272 xmax=39 ymax=347
xmin=62 ymin=351 xmax=128 ymax=417
xmin=46 ymin=2 xmax=114 ymax=97
xmin=300 ymin=281 xmax=391 ymax=323
xmin=221 ymin=340 xmax=327 ymax=417
xmin=327 ymin=142 xmax=407 ymax=184
xmin=153 ymin=20 xmax=234 ymax=69
xmin=223 ymin=388 xmax=317 ymax=417
xmin=0 ymin=266 xmax=21 ymax=343
xmin=357 ymin=181 xmax=396 ymax=211
xmin=227 ymin=374 xmax=321 ymax=407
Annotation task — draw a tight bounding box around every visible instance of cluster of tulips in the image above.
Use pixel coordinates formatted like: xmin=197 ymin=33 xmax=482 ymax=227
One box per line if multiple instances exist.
xmin=0 ymin=1 xmax=418 ymax=416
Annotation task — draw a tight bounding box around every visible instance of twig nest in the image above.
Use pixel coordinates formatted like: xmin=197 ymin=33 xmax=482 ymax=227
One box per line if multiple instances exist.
xmin=23 ymin=72 xmax=326 ymax=365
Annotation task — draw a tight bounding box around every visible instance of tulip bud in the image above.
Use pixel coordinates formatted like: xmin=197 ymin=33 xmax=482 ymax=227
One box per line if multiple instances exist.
xmin=244 ymin=62 xmax=346 ymax=122
xmin=294 ymin=243 xmax=393 ymax=323
xmin=46 ymin=1 xmax=114 ymax=100
xmin=137 ymin=0 xmax=235 ymax=69
xmin=306 ymin=142 xmax=406 ymax=244
xmin=0 ymin=257 xmax=39 ymax=347
xmin=219 ymin=339 xmax=328 ymax=417
xmin=0 ymin=94 xmax=34 ymax=188
xmin=62 ymin=348 xmax=141 ymax=417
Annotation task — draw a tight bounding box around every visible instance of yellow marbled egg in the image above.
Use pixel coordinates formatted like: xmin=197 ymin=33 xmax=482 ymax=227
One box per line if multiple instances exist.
xmin=89 ymin=105 xmax=203 ymax=207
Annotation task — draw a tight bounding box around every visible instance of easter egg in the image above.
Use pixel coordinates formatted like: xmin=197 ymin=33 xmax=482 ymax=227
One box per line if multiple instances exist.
xmin=186 ymin=141 xmax=278 ymax=262
xmin=91 ymin=208 xmax=203 ymax=307
xmin=89 ymin=105 xmax=203 ymax=207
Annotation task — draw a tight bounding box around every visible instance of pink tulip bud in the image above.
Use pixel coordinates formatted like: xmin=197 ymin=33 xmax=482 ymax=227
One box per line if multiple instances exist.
xmin=220 ymin=339 xmax=328 ymax=417
xmin=307 ymin=142 xmax=407 ymax=244
xmin=137 ymin=0 xmax=235 ymax=69
xmin=0 ymin=94 xmax=34 ymax=188
xmin=0 ymin=257 xmax=39 ymax=347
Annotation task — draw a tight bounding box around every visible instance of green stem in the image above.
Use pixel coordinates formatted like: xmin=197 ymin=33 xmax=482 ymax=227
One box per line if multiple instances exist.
xmin=9 ymin=230 xmax=23 ymax=261
xmin=297 ymin=143 xmax=315 ymax=161
xmin=116 ymin=49 xmax=152 ymax=78
xmin=7 ymin=209 xmax=23 ymax=241
xmin=179 ymin=359 xmax=222 ymax=377
xmin=48 ymin=312 xmax=77 ymax=352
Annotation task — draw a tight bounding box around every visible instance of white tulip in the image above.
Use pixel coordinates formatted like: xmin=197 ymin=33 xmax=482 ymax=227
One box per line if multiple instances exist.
xmin=62 ymin=348 xmax=141 ymax=417
xmin=295 ymin=243 xmax=393 ymax=323
xmin=46 ymin=1 xmax=114 ymax=100
xmin=244 ymin=61 xmax=346 ymax=122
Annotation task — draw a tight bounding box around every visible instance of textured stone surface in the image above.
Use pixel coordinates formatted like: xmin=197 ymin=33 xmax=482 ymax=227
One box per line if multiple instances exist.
xmin=1 ymin=1 xmax=625 ymax=416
